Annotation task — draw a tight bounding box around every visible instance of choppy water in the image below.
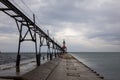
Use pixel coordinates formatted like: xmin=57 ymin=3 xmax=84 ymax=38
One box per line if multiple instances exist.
xmin=0 ymin=53 xmax=48 ymax=70
xmin=0 ymin=52 xmax=47 ymax=65
xmin=71 ymin=52 xmax=120 ymax=80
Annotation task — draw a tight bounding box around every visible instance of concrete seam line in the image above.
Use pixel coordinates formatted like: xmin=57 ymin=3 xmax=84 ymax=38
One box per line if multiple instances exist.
xmin=45 ymin=59 xmax=60 ymax=80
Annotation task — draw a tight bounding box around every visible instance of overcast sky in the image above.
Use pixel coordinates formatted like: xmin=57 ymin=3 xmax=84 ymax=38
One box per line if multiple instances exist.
xmin=0 ymin=0 xmax=120 ymax=52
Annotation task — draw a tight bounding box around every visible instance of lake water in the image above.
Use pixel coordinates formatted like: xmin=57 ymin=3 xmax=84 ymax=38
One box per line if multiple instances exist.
xmin=71 ymin=52 xmax=120 ymax=80
xmin=0 ymin=52 xmax=48 ymax=65
xmin=0 ymin=53 xmax=48 ymax=70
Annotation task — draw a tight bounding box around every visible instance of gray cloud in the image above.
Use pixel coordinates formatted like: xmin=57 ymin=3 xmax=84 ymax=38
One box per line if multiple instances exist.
xmin=0 ymin=0 xmax=120 ymax=52
xmin=36 ymin=0 xmax=93 ymax=24
xmin=86 ymin=31 xmax=120 ymax=41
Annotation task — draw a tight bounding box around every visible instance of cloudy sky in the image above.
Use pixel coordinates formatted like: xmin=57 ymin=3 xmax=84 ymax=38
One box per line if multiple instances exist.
xmin=0 ymin=0 xmax=120 ymax=52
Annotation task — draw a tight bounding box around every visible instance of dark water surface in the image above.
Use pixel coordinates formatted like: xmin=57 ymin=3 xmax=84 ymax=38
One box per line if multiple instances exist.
xmin=71 ymin=52 xmax=120 ymax=80
xmin=0 ymin=52 xmax=47 ymax=65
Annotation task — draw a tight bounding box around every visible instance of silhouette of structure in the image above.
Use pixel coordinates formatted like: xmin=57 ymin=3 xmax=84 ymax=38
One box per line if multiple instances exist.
xmin=0 ymin=0 xmax=64 ymax=72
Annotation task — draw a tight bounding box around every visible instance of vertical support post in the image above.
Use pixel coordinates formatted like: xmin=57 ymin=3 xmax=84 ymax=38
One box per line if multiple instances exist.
xmin=48 ymin=42 xmax=52 ymax=60
xmin=46 ymin=30 xmax=50 ymax=60
xmin=39 ymin=35 xmax=42 ymax=64
xmin=16 ymin=38 xmax=21 ymax=72
xmin=55 ymin=45 xmax=57 ymax=57
xmin=52 ymin=43 xmax=54 ymax=58
xmin=52 ymin=38 xmax=55 ymax=58
xmin=33 ymin=14 xmax=40 ymax=66
xmin=15 ymin=20 xmax=22 ymax=72
xmin=46 ymin=40 xmax=49 ymax=60
xmin=50 ymin=42 xmax=53 ymax=60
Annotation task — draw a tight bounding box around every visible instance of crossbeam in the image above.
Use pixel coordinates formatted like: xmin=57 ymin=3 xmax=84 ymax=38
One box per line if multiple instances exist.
xmin=0 ymin=8 xmax=12 ymax=10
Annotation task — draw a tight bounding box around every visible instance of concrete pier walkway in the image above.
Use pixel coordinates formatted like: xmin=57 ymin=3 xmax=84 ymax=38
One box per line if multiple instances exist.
xmin=0 ymin=53 xmax=104 ymax=80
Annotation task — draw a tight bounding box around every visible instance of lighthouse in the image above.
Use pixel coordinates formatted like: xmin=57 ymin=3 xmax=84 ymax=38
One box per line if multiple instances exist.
xmin=62 ymin=40 xmax=67 ymax=53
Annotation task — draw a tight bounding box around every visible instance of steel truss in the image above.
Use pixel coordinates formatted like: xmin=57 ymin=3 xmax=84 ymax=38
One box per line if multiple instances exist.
xmin=0 ymin=0 xmax=64 ymax=72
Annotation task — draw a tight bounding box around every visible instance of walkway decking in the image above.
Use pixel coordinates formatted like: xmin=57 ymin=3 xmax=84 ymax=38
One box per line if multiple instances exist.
xmin=22 ymin=54 xmax=103 ymax=80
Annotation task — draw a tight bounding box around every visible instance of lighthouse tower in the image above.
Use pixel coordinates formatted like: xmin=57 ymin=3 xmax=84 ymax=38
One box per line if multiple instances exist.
xmin=62 ymin=40 xmax=67 ymax=53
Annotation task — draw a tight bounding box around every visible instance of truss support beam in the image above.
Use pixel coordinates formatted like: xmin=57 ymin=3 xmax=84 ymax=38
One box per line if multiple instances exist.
xmin=0 ymin=0 xmax=64 ymax=72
